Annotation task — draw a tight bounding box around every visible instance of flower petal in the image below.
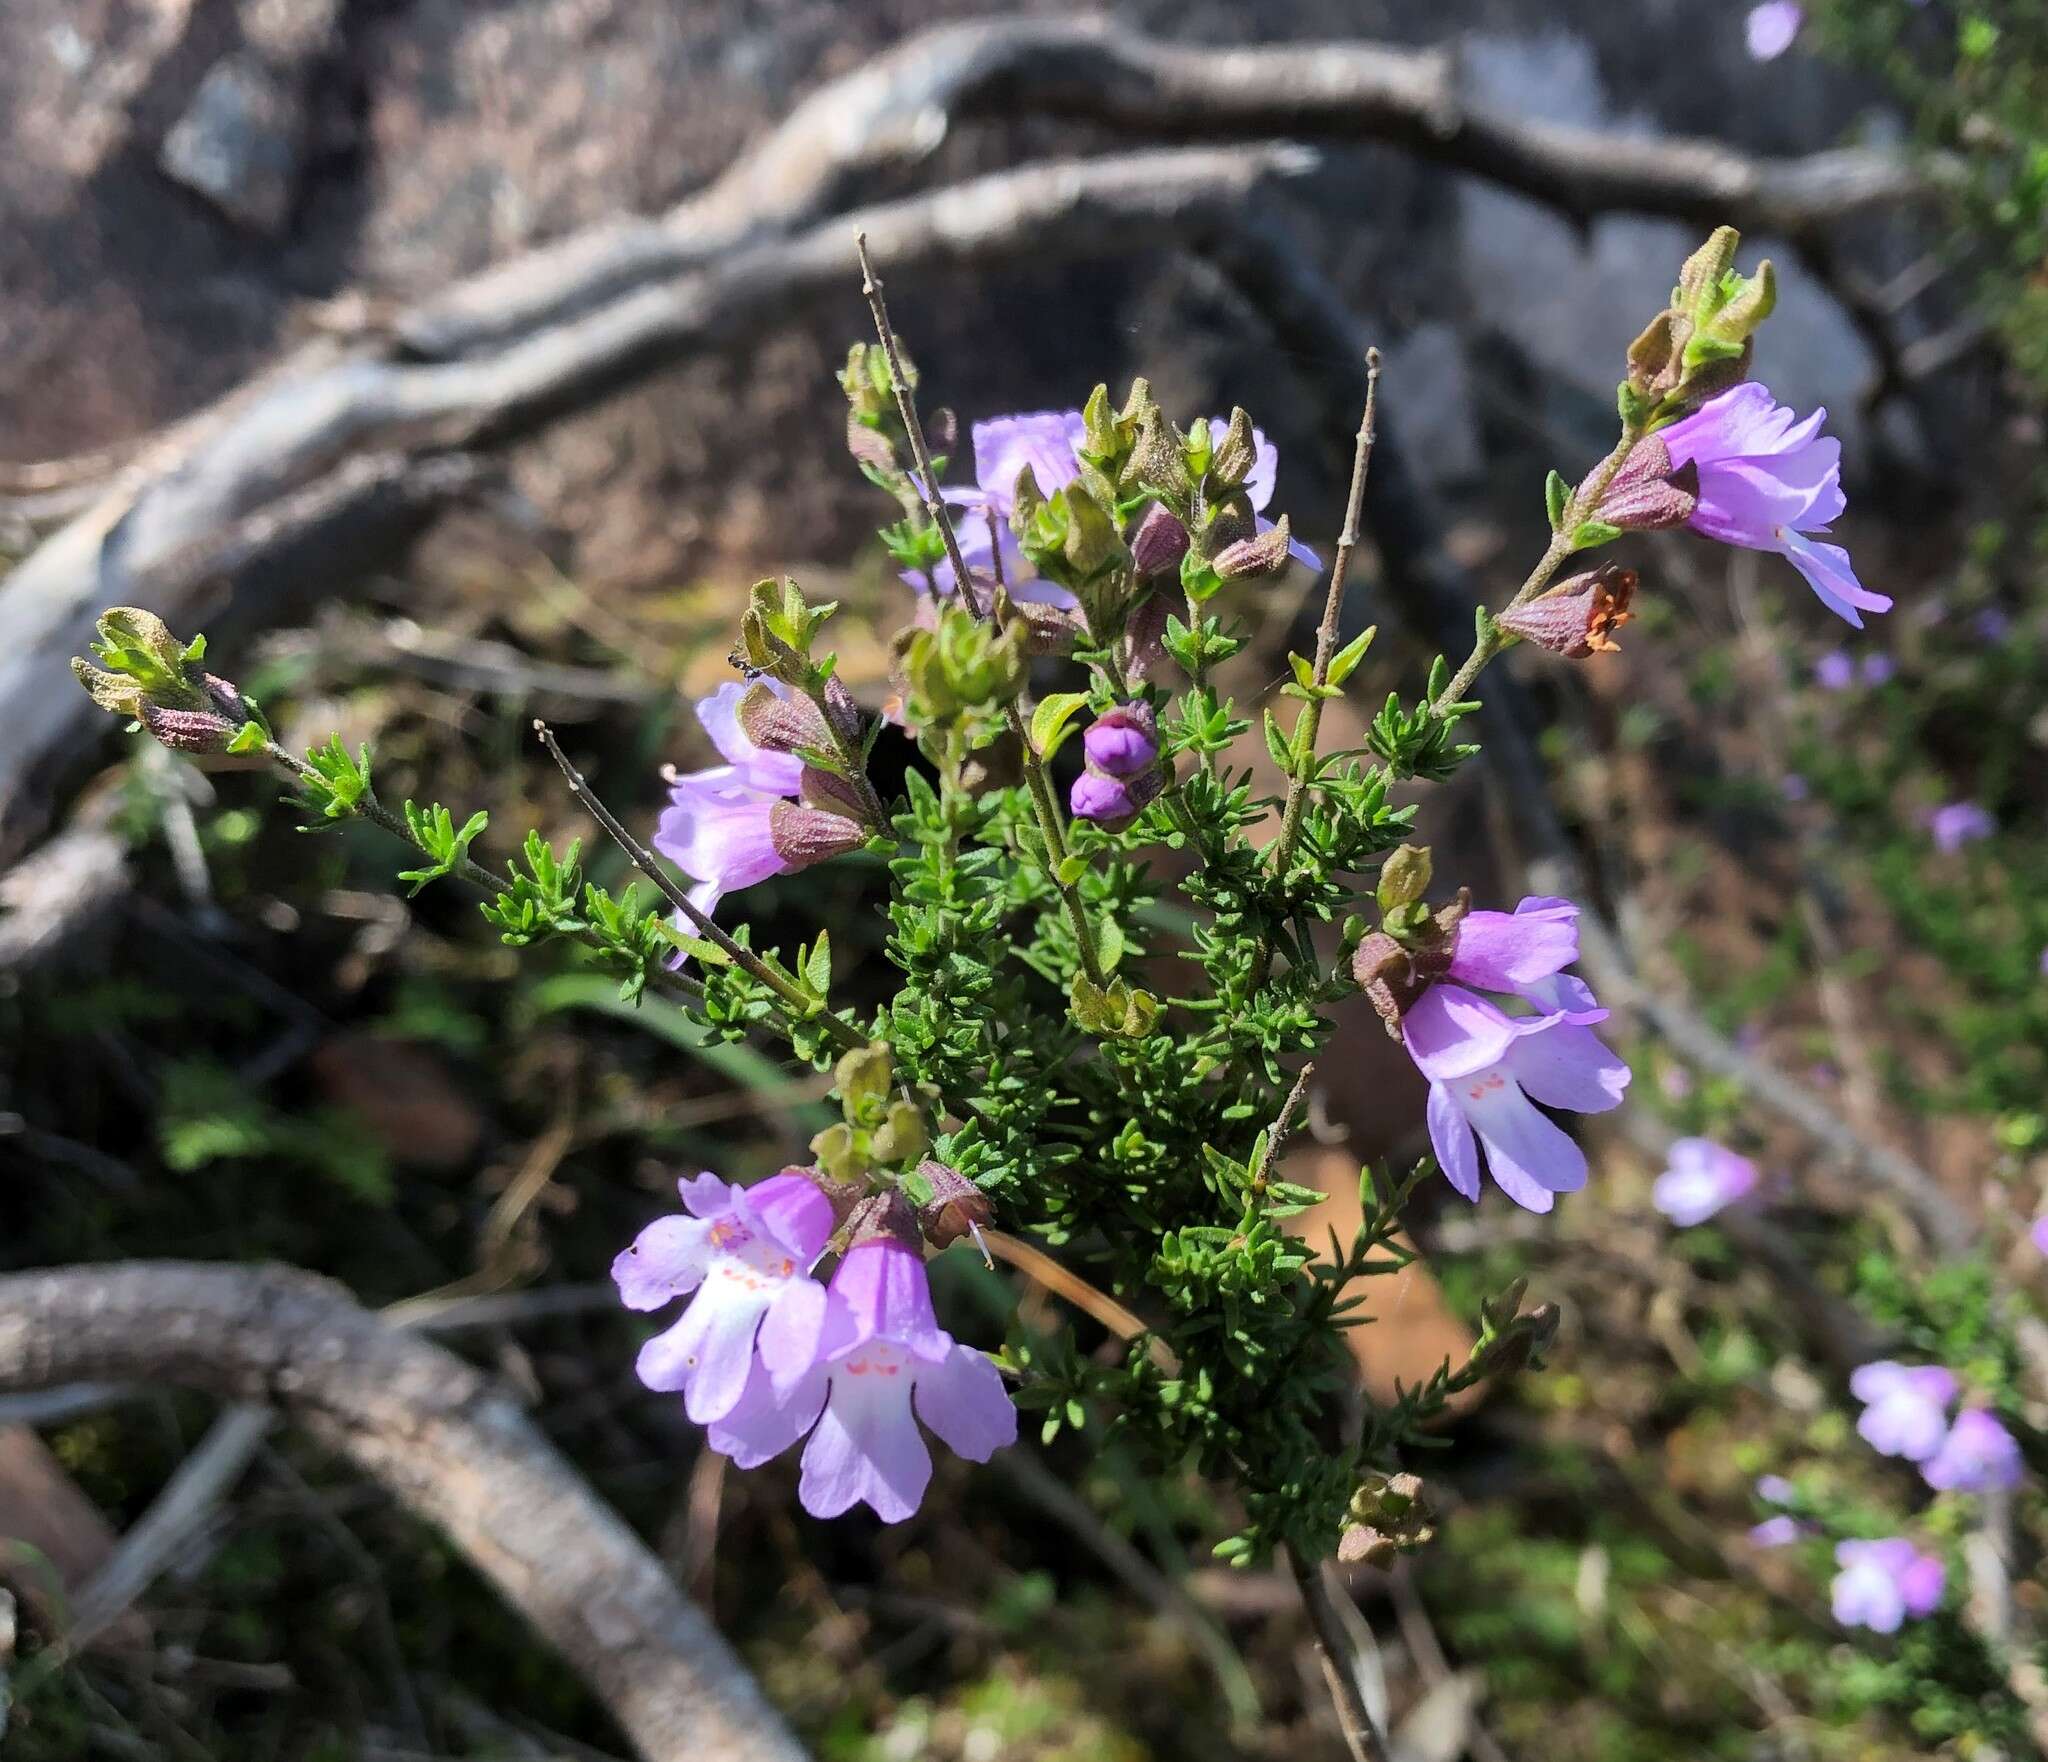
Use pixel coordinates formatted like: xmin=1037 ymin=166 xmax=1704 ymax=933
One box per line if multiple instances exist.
xmin=611 ymin=1214 xmax=714 ymax=1310
xmin=1501 ymin=1021 xmax=1630 ymax=1114
xmin=912 ymin=1344 xmax=1019 ymax=1463
xmin=758 ymin=1274 xmax=831 ymax=1401
xmin=1448 ymin=904 xmax=1579 ymax=993
xmin=1403 ymin=985 xmax=1551 ymax=1083
xmin=800 ymin=1351 xmax=933 ymax=1523
xmin=1781 ymin=531 xmax=1891 ymax=628
xmin=708 ymin=1359 xmax=827 ymax=1469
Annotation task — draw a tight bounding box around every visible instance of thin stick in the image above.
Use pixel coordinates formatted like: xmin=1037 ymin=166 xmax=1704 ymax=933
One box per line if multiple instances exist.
xmin=1290 ymin=1548 xmax=1396 ymax=1762
xmin=855 ymin=233 xmax=1106 ymax=987
xmin=533 ymin=720 xmax=867 ymax=1054
xmin=1248 ymin=1061 xmax=1315 ymax=1195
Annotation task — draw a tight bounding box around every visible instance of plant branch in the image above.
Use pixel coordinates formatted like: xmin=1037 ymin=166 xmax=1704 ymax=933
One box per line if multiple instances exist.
xmin=531 ymin=720 xmax=867 ymax=1055
xmin=1289 ymin=1549 xmax=1395 ymax=1762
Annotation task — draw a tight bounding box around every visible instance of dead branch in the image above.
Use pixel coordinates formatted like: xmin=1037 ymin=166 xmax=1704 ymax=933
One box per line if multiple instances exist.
xmin=0 ymin=144 xmax=1305 ymax=862
xmin=0 ymin=1261 xmax=808 ymax=1762
xmin=405 ymin=17 xmax=1942 ymax=361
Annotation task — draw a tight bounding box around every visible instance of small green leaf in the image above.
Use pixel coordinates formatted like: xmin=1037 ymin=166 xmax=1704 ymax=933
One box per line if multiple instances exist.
xmin=1055 ymin=853 xmax=1088 ymax=888
xmin=803 ymin=929 xmax=832 ymax=997
xmin=1326 ymin=625 xmax=1377 ymax=688
xmin=1030 ymin=691 xmax=1092 ymax=761
xmin=226 ymin=720 xmax=266 ymax=755
xmin=1544 ymin=469 xmax=1569 ymax=530
xmin=1569 ymin=519 xmax=1623 ymax=552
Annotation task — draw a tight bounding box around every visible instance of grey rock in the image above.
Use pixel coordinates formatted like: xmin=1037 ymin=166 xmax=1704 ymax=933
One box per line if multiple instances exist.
xmin=158 ymin=53 xmax=304 ymax=235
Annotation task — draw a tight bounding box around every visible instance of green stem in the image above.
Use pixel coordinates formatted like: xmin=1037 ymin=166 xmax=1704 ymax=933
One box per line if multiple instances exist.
xmin=1428 ymin=426 xmax=1641 ymax=717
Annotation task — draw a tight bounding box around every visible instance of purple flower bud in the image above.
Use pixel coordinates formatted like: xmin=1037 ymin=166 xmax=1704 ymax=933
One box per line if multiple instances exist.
xmin=138 ymin=702 xmax=237 ymax=753
xmin=768 ymin=800 xmax=867 ymax=870
xmin=1592 ymin=436 xmax=1698 ymax=532
xmin=1130 ymin=503 xmax=1190 ymax=576
xmin=915 ymin=1159 xmax=993 ymax=1251
xmin=1081 ymin=705 xmax=1158 ymax=778
xmin=1070 ymin=768 xmax=1143 ymax=824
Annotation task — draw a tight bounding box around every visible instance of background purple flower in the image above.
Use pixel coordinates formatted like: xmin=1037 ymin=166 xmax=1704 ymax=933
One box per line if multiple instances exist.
xmin=1860 ymin=653 xmax=1894 ymax=686
xmin=1659 ymin=384 xmax=1890 ymax=628
xmin=1749 ymin=1515 xmax=1812 ymax=1548
xmin=1921 ymin=1408 xmax=2023 ymax=1493
xmin=654 ymin=681 xmax=808 ymax=925
xmin=2032 ymin=1214 xmax=2048 ymax=1255
xmin=1652 ymin=1137 xmax=1759 ymax=1226
xmin=1928 ymin=801 xmax=1994 ymax=852
xmin=1813 ymin=650 xmax=1854 ymax=691
xmin=1745 ymin=1 xmax=1804 ymax=60
xmin=1831 ymin=1538 xmax=1945 ymax=1633
xmin=920 ymin=410 xmax=1086 ymax=606
xmin=1850 ymin=1361 xmax=1957 ymax=1461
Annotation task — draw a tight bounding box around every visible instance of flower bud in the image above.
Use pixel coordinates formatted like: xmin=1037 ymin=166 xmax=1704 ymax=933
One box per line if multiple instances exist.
xmin=738 ymin=682 xmax=833 ymax=757
xmin=768 ymin=801 xmax=867 ymax=869
xmin=1070 ymin=764 xmax=1162 ymax=828
xmin=1004 ymin=599 xmax=1085 ymax=658
xmin=137 ymin=702 xmax=238 ymax=753
xmin=915 ymin=1159 xmax=994 ymax=1250
xmin=845 ymin=1188 xmax=921 ymax=1251
xmin=835 ymin=1041 xmax=894 ymax=1115
xmin=1080 ymin=704 xmax=1157 ymax=779
xmin=1206 ymin=408 xmax=1258 ymax=491
xmin=798 ymin=766 xmax=871 ymax=825
xmin=1351 ymin=891 xmax=1469 ymax=1038
xmin=1375 ymin=844 xmax=1433 ymax=913
xmin=1589 ymin=437 xmax=1697 ymax=531
xmin=1119 ymin=592 xmax=1172 ymax=683
xmin=1129 ymin=503 xmax=1191 ymax=576
xmin=1497 ymin=566 xmax=1638 ymax=658
xmin=1211 ymin=516 xmax=1294 ymax=580
xmin=1339 ymin=1472 xmax=1436 ymax=1564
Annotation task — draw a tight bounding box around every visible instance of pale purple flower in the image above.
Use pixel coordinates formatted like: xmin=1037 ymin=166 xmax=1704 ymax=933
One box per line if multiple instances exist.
xmin=1745 ymin=2 xmax=1805 ymax=60
xmin=614 ymin=1171 xmax=835 ymax=1426
xmin=1652 ymin=1137 xmax=1759 ymax=1226
xmin=2032 ymin=1214 xmax=2048 ymax=1254
xmin=1974 ymin=608 xmax=2012 ymax=644
xmin=1781 ymin=773 xmax=1809 ymax=802
xmin=707 ymin=1216 xmax=1017 ymax=1523
xmin=1922 ymin=1408 xmax=2023 ymax=1493
xmin=1756 ymin=1474 xmax=1798 ymax=1506
xmin=1750 ymin=1515 xmax=1812 ymax=1548
xmin=1658 ymin=384 xmax=1891 ymax=628
xmin=1850 ymin=1361 xmax=1958 ymax=1462
xmin=1929 ymin=801 xmax=1994 ymax=852
xmin=1831 ymin=1538 xmax=1945 ymax=1633
xmin=1814 ymin=650 xmax=1855 ymax=691
xmin=1404 ymin=994 xmax=1629 ymax=1214
xmin=1658 ymin=1064 xmax=1695 ymax=1101
xmin=1861 ymin=653 xmax=1895 ymax=686
xmin=1071 ymin=769 xmax=1150 ymax=823
xmin=653 ymin=681 xmax=862 ymax=934
xmin=922 ymin=411 xmax=1088 ymax=607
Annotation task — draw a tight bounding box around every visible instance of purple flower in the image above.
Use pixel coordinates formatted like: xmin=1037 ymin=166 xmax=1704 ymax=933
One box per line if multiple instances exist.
xmin=1814 ymin=650 xmax=1855 ymax=691
xmin=1929 ymin=801 xmax=1994 ymax=852
xmin=653 ymin=682 xmax=863 ymax=933
xmin=1922 ymin=1408 xmax=2023 ymax=1493
xmin=921 ymin=411 xmax=1087 ymax=607
xmin=1652 ymin=1137 xmax=1759 ymax=1226
xmin=1749 ymin=1515 xmax=1813 ymax=1548
xmin=1756 ymin=1474 xmax=1798 ymax=1506
xmin=2032 ymin=1214 xmax=2048 ymax=1255
xmin=1974 ymin=607 xmax=2012 ymax=644
xmin=707 ymin=1207 xmax=1017 ymax=1523
xmin=614 ymin=1171 xmax=836 ymax=1426
xmin=1745 ymin=2 xmax=1805 ymax=60
xmin=1656 ymin=385 xmax=1891 ymax=628
xmin=1861 ymin=653 xmax=1895 ymax=686
xmin=1781 ymin=773 xmax=1809 ymax=802
xmin=1070 ymin=769 xmax=1151 ymax=824
xmin=1831 ymin=1538 xmax=1945 ymax=1633
xmin=1404 ymin=997 xmax=1630 ymax=1215
xmin=1850 ymin=1361 xmax=1958 ymax=1462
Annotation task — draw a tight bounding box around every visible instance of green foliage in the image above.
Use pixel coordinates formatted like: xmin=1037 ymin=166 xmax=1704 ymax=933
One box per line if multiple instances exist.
xmin=395 ymin=802 xmax=488 ymax=895
xmin=158 ymin=1059 xmax=393 ymax=1205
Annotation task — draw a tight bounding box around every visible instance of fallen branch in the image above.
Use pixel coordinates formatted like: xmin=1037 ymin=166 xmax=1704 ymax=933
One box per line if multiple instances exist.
xmin=405 ymin=17 xmax=1942 ymax=360
xmin=0 ymin=1262 xmax=807 ymax=1762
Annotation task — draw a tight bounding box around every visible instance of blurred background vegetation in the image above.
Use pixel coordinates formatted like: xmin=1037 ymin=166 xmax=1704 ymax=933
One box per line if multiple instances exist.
xmin=3 ymin=1 xmax=2048 ymax=1758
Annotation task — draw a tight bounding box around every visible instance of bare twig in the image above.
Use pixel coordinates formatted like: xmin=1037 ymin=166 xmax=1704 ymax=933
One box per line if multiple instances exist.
xmin=0 ymin=1262 xmax=808 ymax=1762
xmin=1288 ymin=1549 xmax=1395 ymax=1762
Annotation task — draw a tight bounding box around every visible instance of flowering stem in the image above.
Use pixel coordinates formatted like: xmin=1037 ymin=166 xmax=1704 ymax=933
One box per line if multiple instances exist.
xmin=1256 ymin=356 xmax=1380 ymax=992
xmin=1427 ymin=427 xmax=1640 ymax=718
xmin=856 ymin=233 xmax=1106 ymax=988
xmin=531 ymin=721 xmax=869 ymax=1054
xmin=261 ymin=734 xmax=712 ymax=1012
xmin=1290 ymin=1549 xmax=1396 ymax=1762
